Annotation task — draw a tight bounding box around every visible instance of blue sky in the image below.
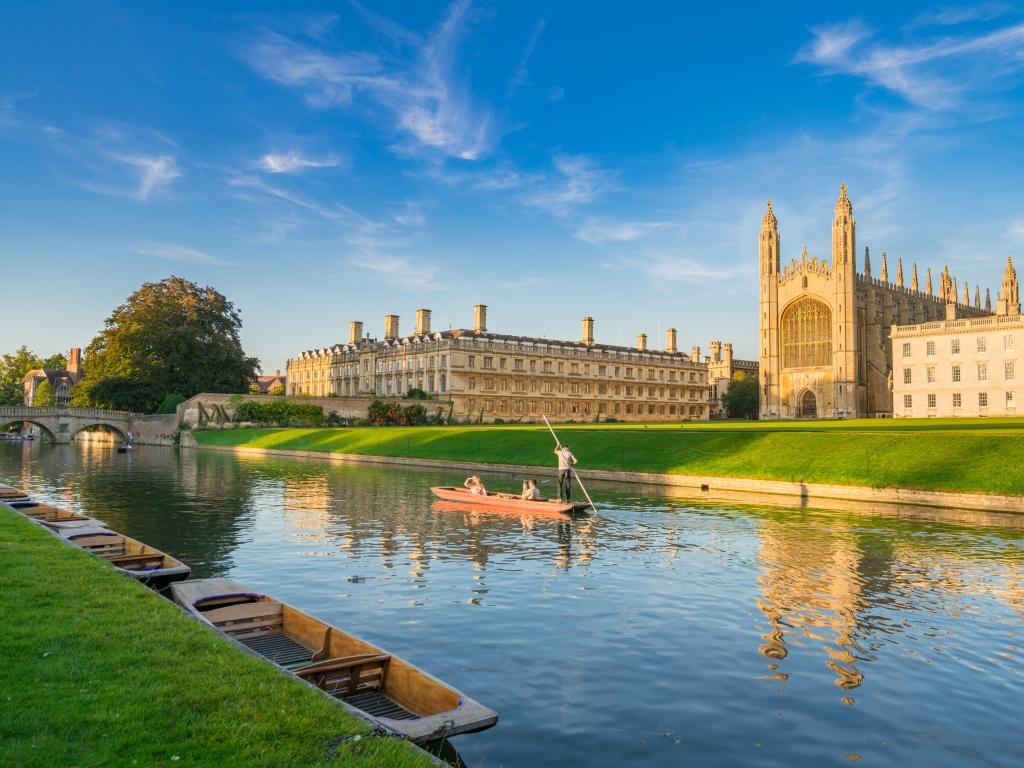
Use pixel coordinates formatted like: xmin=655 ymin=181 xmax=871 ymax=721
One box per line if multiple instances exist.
xmin=3 ymin=1 xmax=1024 ymax=369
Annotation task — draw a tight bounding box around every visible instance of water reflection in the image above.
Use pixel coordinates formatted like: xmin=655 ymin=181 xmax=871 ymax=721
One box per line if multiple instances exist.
xmin=4 ymin=443 xmax=1024 ymax=768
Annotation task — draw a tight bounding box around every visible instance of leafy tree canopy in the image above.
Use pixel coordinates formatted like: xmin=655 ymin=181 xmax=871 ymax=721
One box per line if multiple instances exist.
xmin=73 ymin=276 xmax=260 ymax=412
xmin=32 ymin=379 xmax=56 ymax=407
xmin=0 ymin=346 xmax=68 ymax=405
xmin=722 ymin=371 xmax=759 ymax=420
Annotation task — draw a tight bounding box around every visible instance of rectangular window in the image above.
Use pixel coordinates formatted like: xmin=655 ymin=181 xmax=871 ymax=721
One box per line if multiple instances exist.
xmin=514 ymin=359 xmax=523 ymax=370
xmin=903 ymin=394 xmax=912 ymax=409
xmin=529 ymin=360 xmax=537 ymax=372
xmin=543 ymin=361 xmax=552 ymax=373
xmin=441 ymin=355 xmax=447 ymax=367
xmin=903 ymin=368 xmax=912 ymax=385
xmin=571 ymin=363 xmax=579 ymax=374
xmin=1005 ymin=334 xmax=1016 ymax=352
xmin=977 ymin=337 xmax=987 ymax=353
xmin=558 ymin=362 xmax=564 ymax=373
xmin=952 ymin=365 xmax=961 ymax=383
xmin=902 ymin=342 xmax=912 ymax=358
xmin=953 ymin=392 xmax=962 ymax=408
xmin=1007 ymin=391 xmax=1015 ymax=406
xmin=978 ymin=363 xmax=988 ymax=382
xmin=468 ymin=378 xmax=476 ymax=390
xmin=928 ymin=394 xmax=936 ymax=408
xmin=927 ymin=366 xmax=936 ymax=384
xmin=951 ymin=339 xmax=961 ymax=355
xmin=499 ymin=358 xmax=507 ymax=369
xmin=926 ymin=341 xmax=935 ymax=356
xmin=1006 ymin=361 xmax=1015 ymax=380
xmin=979 ymin=392 xmax=989 ymax=407
xmin=483 ymin=356 xmax=493 ymax=369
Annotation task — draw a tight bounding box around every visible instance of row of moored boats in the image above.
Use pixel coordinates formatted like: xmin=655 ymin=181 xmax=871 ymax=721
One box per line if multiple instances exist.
xmin=0 ymin=484 xmax=498 ymax=744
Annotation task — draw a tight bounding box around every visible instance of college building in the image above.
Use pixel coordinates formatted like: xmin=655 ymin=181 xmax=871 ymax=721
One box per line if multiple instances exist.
xmin=287 ymin=305 xmax=715 ymax=422
xmin=892 ymin=258 xmax=1022 ymax=418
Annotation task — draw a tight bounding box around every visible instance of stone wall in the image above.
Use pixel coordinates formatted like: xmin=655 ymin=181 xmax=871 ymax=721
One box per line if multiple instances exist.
xmin=176 ymin=393 xmax=435 ymax=429
xmin=129 ymin=413 xmax=179 ymax=446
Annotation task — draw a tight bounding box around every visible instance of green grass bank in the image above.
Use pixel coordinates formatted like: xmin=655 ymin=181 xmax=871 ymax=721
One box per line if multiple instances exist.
xmin=193 ymin=418 xmax=1024 ymax=496
xmin=0 ymin=508 xmax=434 ymax=768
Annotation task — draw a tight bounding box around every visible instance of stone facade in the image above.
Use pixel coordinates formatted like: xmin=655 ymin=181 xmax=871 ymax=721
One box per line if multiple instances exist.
xmin=705 ymin=341 xmax=759 ymax=418
xmin=759 ymin=185 xmax=990 ymax=419
xmin=892 ymin=258 xmax=1022 ymax=418
xmin=287 ymin=306 xmax=714 ymax=422
xmin=23 ymin=347 xmax=83 ymax=405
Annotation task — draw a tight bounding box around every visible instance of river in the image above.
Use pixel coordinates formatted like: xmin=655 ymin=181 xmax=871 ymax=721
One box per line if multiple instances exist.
xmin=4 ymin=442 xmax=1023 ymax=767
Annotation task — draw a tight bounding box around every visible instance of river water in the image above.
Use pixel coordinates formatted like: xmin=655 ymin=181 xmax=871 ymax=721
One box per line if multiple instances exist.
xmin=4 ymin=442 xmax=1023 ymax=767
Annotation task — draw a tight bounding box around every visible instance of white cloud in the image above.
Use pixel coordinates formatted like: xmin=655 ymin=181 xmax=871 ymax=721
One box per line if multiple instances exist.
xmin=240 ymin=1 xmax=495 ymax=160
xmin=627 ymin=254 xmax=749 ymax=285
xmin=259 ymin=150 xmax=342 ymax=173
xmin=117 ymin=154 xmax=181 ymax=199
xmin=391 ymin=202 xmax=426 ymax=227
xmin=575 ymin=219 xmax=670 ymax=245
xmin=522 ymin=154 xmax=614 ymax=216
xmin=348 ymin=253 xmax=437 ymax=291
xmin=134 ymin=242 xmax=233 ymax=266
xmin=906 ymin=3 xmax=1010 ymax=30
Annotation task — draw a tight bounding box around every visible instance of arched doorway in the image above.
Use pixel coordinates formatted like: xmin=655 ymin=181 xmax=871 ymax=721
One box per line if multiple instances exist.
xmin=799 ymin=390 xmax=817 ymax=418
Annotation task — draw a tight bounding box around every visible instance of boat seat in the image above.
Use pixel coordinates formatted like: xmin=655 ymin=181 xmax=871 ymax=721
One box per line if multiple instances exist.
xmin=295 ymin=654 xmax=391 ymax=699
xmin=203 ymin=602 xmax=313 ymax=665
xmin=238 ymin=632 xmax=313 ymax=667
xmin=109 ymin=552 xmax=166 ymax=568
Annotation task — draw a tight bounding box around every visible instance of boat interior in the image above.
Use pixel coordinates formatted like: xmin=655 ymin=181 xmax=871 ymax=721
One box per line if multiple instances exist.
xmin=191 ymin=592 xmax=461 ymax=722
xmin=20 ymin=503 xmax=93 ymax=523
xmin=65 ymin=529 xmax=175 ymax=572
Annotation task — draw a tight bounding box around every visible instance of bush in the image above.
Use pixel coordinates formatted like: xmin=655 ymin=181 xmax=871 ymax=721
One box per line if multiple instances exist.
xmin=405 ymin=388 xmax=431 ymax=400
xmin=268 ymin=384 xmax=285 ymax=397
xmin=156 ymin=393 xmax=186 ymax=414
xmin=233 ymin=399 xmax=324 ymax=427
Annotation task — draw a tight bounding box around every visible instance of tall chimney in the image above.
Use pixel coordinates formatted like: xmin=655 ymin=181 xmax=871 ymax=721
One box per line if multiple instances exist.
xmin=665 ymin=328 xmax=677 ymax=354
xmin=691 ymin=345 xmax=701 ymax=363
xmin=348 ymin=321 xmax=363 ymax=346
xmin=384 ymin=314 xmax=399 ymax=340
xmin=582 ymin=316 xmax=595 ymax=345
xmin=416 ymin=308 xmax=432 ymax=336
xmin=474 ymin=304 xmax=487 ymax=333
xmin=710 ymin=340 xmax=722 ymax=362
xmin=67 ymin=347 xmax=82 ymax=376
xmin=723 ymin=343 xmax=733 ymax=368
xmin=637 ymin=333 xmax=647 ymax=351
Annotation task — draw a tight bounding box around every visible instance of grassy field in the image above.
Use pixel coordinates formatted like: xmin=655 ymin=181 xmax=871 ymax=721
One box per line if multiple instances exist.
xmin=193 ymin=417 xmax=1024 ymax=495
xmin=0 ymin=508 xmax=434 ymax=768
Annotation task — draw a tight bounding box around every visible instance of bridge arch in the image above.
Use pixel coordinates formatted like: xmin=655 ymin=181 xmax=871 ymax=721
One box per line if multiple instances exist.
xmin=0 ymin=418 xmax=57 ymax=443
xmin=71 ymin=423 xmax=129 ymax=443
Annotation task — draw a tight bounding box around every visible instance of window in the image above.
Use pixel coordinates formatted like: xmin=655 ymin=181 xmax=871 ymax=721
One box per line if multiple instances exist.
xmin=951 ymin=339 xmax=961 ymax=354
xmin=1007 ymin=391 xmax=1015 ymax=406
xmin=978 ymin=363 xmax=988 ymax=382
xmin=927 ymin=366 xmax=936 ymax=384
xmin=926 ymin=341 xmax=935 ymax=356
xmin=928 ymin=394 xmax=936 ymax=408
xmin=977 ymin=337 xmax=987 ymax=353
xmin=558 ymin=362 xmax=564 ymax=373
xmin=953 ymin=392 xmax=962 ymax=408
xmin=1006 ymin=361 xmax=1016 ymax=380
xmin=499 ymin=358 xmax=507 ymax=369
xmin=782 ymin=298 xmax=833 ymax=368
xmin=979 ymin=392 xmax=989 ymax=407
xmin=543 ymin=361 xmax=552 ymax=373
xmin=952 ymin=365 xmax=961 ymax=383
xmin=441 ymin=355 xmax=447 ymax=367
xmin=903 ymin=368 xmax=912 ymax=385
xmin=468 ymin=378 xmax=476 ymax=390
xmin=1005 ymin=334 xmax=1016 ymax=352
xmin=529 ymin=360 xmax=537 ymax=372
xmin=903 ymin=394 xmax=912 ymax=409
xmin=514 ymin=359 xmax=523 ymax=370
xmin=483 ymin=356 xmax=493 ymax=369
xmin=571 ymin=363 xmax=579 ymax=374
xmin=902 ymin=342 xmax=912 ymax=358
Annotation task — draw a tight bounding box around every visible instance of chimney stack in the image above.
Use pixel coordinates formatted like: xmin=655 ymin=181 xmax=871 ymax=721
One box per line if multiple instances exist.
xmin=474 ymin=304 xmax=487 ymax=333
xmin=637 ymin=333 xmax=647 ymax=351
xmin=384 ymin=314 xmax=400 ymax=340
xmin=275 ymin=369 xmax=281 ymax=377
xmin=348 ymin=321 xmax=364 ymax=346
xmin=710 ymin=340 xmax=722 ymax=362
xmin=665 ymin=327 xmax=677 ymax=354
xmin=723 ymin=343 xmax=733 ymax=368
xmin=67 ymin=347 xmax=82 ymax=376
xmin=582 ymin=316 xmax=595 ymax=346
xmin=416 ymin=308 xmax=432 ymax=336
xmin=691 ymin=345 xmax=701 ymax=363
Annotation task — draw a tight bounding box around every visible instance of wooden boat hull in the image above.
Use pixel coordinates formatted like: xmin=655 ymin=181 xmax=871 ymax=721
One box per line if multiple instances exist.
xmin=430 ymin=486 xmax=589 ymax=514
xmin=61 ymin=527 xmax=190 ymax=589
xmin=172 ymin=578 xmax=499 ymax=743
xmin=18 ymin=503 xmax=106 ymax=530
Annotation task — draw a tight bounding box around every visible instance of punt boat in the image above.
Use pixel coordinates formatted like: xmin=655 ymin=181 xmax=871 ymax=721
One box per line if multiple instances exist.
xmin=171 ymin=577 xmax=499 ymax=743
xmin=0 ymin=486 xmax=29 ymax=502
xmin=17 ymin=503 xmax=106 ymax=530
xmin=430 ymin=486 xmax=590 ymax=514
xmin=60 ymin=526 xmax=190 ymax=589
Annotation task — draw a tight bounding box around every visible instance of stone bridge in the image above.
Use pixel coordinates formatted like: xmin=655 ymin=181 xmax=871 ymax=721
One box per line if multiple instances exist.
xmin=0 ymin=406 xmax=166 ymax=444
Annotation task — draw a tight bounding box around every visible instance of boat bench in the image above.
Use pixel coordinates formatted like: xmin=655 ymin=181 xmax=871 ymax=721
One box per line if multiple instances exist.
xmin=295 ymin=654 xmax=391 ymax=699
xmin=109 ymin=552 xmax=166 ymax=569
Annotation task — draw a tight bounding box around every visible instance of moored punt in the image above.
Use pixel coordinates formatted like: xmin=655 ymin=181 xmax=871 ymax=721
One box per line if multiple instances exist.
xmin=18 ymin=503 xmax=107 ymax=530
xmin=0 ymin=486 xmax=29 ymax=502
xmin=171 ymin=578 xmax=499 ymax=743
xmin=431 ymin=486 xmax=590 ymax=515
xmin=61 ymin=526 xmax=190 ymax=589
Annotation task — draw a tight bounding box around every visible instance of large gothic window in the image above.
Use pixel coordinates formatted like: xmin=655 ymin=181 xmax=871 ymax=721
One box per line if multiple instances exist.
xmin=782 ymin=298 xmax=833 ymax=369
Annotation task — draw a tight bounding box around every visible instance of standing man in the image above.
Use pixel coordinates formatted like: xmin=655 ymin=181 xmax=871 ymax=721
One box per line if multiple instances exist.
xmin=555 ymin=444 xmax=578 ymax=502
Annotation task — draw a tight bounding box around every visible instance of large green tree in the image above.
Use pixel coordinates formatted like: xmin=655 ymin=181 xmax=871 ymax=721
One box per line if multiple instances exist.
xmin=73 ymin=276 xmax=260 ymax=412
xmin=32 ymin=379 xmax=56 ymax=406
xmin=721 ymin=372 xmax=759 ymax=419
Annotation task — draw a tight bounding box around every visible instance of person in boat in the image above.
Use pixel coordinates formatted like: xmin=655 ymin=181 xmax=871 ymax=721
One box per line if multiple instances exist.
xmin=555 ymin=445 xmax=577 ymax=502
xmin=521 ymin=479 xmax=541 ymax=501
xmin=464 ymin=475 xmax=487 ymax=496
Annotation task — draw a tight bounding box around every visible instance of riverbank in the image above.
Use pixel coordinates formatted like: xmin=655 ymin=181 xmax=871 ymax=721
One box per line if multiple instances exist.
xmin=191 ymin=419 xmax=1024 ymax=497
xmin=0 ymin=506 xmax=435 ymax=767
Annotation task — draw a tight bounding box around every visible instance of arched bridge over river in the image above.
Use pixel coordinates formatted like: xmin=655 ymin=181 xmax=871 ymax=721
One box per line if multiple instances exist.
xmin=0 ymin=406 xmax=143 ymax=444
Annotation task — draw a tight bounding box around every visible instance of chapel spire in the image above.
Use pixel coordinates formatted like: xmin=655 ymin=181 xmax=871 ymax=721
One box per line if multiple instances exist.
xmin=831 ymin=184 xmax=855 ymax=268
xmin=912 ymin=263 xmax=919 ymax=292
xmin=963 ymin=280 xmax=970 ymax=306
xmin=880 ymin=252 xmax=888 ymax=282
xmin=896 ymin=257 xmax=904 ymax=288
xmin=997 ymin=256 xmax=1020 ymax=316
xmin=863 ymin=246 xmax=871 ymax=277
xmin=986 ymin=287 xmax=992 ymax=313
xmin=759 ymin=200 xmax=780 ymax=276
xmin=927 ymin=267 xmax=933 ymax=295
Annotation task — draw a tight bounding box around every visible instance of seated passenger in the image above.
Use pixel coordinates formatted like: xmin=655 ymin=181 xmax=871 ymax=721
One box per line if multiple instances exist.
xmin=522 ymin=479 xmax=541 ymax=500
xmin=464 ymin=475 xmax=487 ymax=495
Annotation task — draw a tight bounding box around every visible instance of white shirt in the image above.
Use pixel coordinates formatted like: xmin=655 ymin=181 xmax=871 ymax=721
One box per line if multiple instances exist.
xmin=557 ymin=449 xmax=576 ymax=470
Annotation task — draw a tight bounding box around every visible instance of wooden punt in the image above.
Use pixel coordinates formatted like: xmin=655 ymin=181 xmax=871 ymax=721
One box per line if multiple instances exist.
xmin=18 ymin=503 xmax=106 ymax=530
xmin=430 ymin=486 xmax=589 ymax=515
xmin=171 ymin=577 xmax=499 ymax=743
xmin=0 ymin=486 xmax=29 ymax=502
xmin=61 ymin=526 xmax=190 ymax=589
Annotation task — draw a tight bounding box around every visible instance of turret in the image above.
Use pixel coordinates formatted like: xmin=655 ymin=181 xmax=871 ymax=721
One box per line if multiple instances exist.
xmin=986 ymin=288 xmax=992 ymax=313
xmin=912 ymin=263 xmax=919 ymax=292
xmin=926 ymin=267 xmax=933 ymax=295
xmin=863 ymin=246 xmax=872 ymax=278
xmin=760 ymin=200 xmax=779 ymax=275
xmin=997 ymin=256 xmax=1020 ymax=316
xmin=896 ymin=257 xmax=904 ymax=288
xmin=880 ymin=252 xmax=888 ymax=283
xmin=974 ymin=285 xmax=981 ymax=310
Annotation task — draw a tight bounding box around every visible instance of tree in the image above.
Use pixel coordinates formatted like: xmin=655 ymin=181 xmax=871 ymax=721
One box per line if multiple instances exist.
xmin=0 ymin=346 xmax=42 ymax=405
xmin=722 ymin=372 xmax=759 ymax=419
xmin=73 ymin=276 xmax=260 ymax=412
xmin=33 ymin=379 xmax=56 ymax=406
xmin=268 ymin=384 xmax=285 ymax=396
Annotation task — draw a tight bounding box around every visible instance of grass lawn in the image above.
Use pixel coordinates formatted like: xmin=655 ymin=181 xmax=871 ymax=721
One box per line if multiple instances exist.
xmin=0 ymin=507 xmax=434 ymax=768
xmin=193 ymin=417 xmax=1024 ymax=495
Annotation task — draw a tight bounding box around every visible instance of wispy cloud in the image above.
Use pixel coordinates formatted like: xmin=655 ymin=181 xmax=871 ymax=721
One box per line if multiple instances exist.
xmin=134 ymin=242 xmax=234 ymax=266
xmin=391 ymin=201 xmax=426 ymax=227
xmin=259 ymin=150 xmax=342 ymax=173
xmin=348 ymin=253 xmax=437 ymax=291
xmin=118 ymin=154 xmax=181 ymax=199
xmin=240 ymin=1 xmax=495 ymax=160
xmin=796 ymin=16 xmax=1024 ymax=110
xmin=906 ymin=3 xmax=1010 ymax=30
xmin=575 ymin=219 xmax=671 ymax=245
xmin=507 ymin=18 xmax=548 ymax=98
xmin=522 ymin=154 xmax=614 ymax=216
xmin=625 ymin=254 xmax=749 ymax=285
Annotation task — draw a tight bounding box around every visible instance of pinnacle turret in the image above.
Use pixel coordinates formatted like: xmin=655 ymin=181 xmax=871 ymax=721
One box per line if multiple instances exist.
xmin=880 ymin=252 xmax=888 ymax=283
xmin=863 ymin=246 xmax=871 ymax=277
xmin=896 ymin=257 xmax=904 ymax=288
xmin=986 ymin=287 xmax=992 ymax=312
xmin=927 ymin=267 xmax=933 ymax=295
xmin=912 ymin=263 xmax=919 ymax=292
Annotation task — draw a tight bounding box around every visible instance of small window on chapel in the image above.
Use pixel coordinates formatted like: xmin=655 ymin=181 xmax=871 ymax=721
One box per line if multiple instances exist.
xmin=979 ymin=392 xmax=989 ymax=407
xmin=951 ymin=339 xmax=961 ymax=355
xmin=977 ymin=337 xmax=987 ymax=353
xmin=903 ymin=394 xmax=913 ymax=409
xmin=953 ymin=392 xmax=962 ymax=408
xmin=903 ymin=368 xmax=912 ymax=385
xmin=902 ymin=342 xmax=911 ymax=358
xmin=802 ymin=276 xmax=808 ymax=289
xmin=926 ymin=341 xmax=935 ymax=356
xmin=928 ymin=394 xmax=936 ymax=408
